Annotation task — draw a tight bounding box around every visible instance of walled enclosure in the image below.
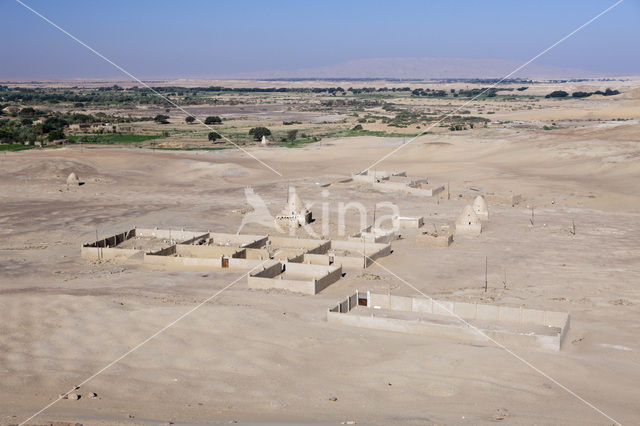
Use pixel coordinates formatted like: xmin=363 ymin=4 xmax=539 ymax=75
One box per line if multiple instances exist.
xmin=394 ymin=216 xmax=424 ymax=229
xmin=328 ymin=292 xmax=570 ymax=351
xmin=415 ymin=232 xmax=453 ymax=248
xmin=349 ymin=226 xmax=398 ymax=244
xmin=82 ymin=228 xmax=392 ymax=295
xmin=352 ymin=170 xmax=444 ymax=197
xmin=248 ymin=261 xmax=343 ymax=295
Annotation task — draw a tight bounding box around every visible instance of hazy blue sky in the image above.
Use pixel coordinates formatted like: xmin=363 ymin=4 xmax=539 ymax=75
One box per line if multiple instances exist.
xmin=1 ymin=0 xmax=638 ymax=79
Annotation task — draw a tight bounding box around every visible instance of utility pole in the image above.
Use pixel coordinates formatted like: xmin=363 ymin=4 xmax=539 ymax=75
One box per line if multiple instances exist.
xmin=372 ymin=203 xmax=376 ymax=230
xmin=530 ymin=206 xmax=535 ymax=227
xmin=363 ymin=235 xmax=366 ymax=268
xmin=96 ymin=229 xmax=100 ymax=260
xmin=484 ymin=256 xmax=488 ymax=292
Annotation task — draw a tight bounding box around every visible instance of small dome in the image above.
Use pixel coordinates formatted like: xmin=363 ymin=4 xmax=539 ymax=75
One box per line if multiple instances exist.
xmin=472 ymin=195 xmax=488 ymax=216
xmin=66 ymin=172 xmax=79 ymax=185
xmin=456 ymin=205 xmax=480 ymax=226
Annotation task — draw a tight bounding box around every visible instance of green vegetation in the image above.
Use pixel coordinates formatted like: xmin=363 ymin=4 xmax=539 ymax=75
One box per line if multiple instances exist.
xmin=339 ymin=129 xmax=423 ymax=138
xmin=154 ymin=114 xmax=170 ymax=124
xmin=208 ymin=131 xmax=222 ymax=142
xmin=286 ymin=129 xmax=298 ymax=141
xmin=546 ymin=90 xmax=569 ymax=98
xmin=249 ymin=126 xmax=271 ymax=141
xmin=47 ymin=129 xmax=65 ymax=141
xmin=185 ymin=115 xmax=195 ymax=124
xmin=276 ymin=136 xmax=319 ymax=148
xmin=151 ymin=146 xmax=228 ymax=151
xmin=204 ymin=116 xmax=222 ymax=125
xmin=68 ymin=133 xmax=165 ymax=144
xmin=0 ymin=143 xmax=37 ymax=151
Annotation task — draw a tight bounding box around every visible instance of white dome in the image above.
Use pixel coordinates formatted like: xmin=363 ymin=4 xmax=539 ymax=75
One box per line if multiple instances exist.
xmin=66 ymin=172 xmax=79 ymax=185
xmin=456 ymin=205 xmax=480 ymax=226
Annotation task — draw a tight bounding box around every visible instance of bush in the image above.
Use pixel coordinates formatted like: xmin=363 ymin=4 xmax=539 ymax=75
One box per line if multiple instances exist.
xmin=351 ymin=124 xmax=363 ymax=131
xmin=545 ymin=90 xmax=569 ymax=98
xmin=204 ymin=116 xmax=222 ymax=125
xmin=47 ymin=129 xmax=65 ymax=141
xmin=42 ymin=116 xmax=68 ymax=133
xmin=286 ymin=129 xmax=298 ymax=141
xmin=154 ymin=114 xmax=170 ymax=124
xmin=19 ymin=107 xmax=36 ymax=117
xmin=248 ymin=126 xmax=271 ymax=141
xmin=572 ymin=91 xmax=591 ymax=98
xmin=208 ymin=132 xmax=222 ymax=142
xmin=185 ymin=116 xmax=195 ymax=124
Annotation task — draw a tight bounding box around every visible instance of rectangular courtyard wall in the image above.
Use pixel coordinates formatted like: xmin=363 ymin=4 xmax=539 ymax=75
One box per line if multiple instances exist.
xmin=176 ymin=244 xmax=244 ymax=259
xmin=209 ymin=233 xmax=268 ymax=248
xmin=143 ymin=253 xmax=223 ymax=270
xmin=331 ymin=292 xmax=570 ymax=351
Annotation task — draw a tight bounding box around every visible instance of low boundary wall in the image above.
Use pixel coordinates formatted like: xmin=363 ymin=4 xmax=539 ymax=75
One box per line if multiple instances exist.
xmin=328 ymin=292 xmax=570 ymax=351
xmin=248 ymin=262 xmax=342 ymax=295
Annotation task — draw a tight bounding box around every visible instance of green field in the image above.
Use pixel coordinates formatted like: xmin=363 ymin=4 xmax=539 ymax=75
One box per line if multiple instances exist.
xmin=0 ymin=144 xmax=37 ymax=152
xmin=68 ymin=133 xmax=166 ymax=145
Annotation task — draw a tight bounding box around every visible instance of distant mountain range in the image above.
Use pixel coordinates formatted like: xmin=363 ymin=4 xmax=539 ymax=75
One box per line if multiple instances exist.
xmin=227 ymin=57 xmax=600 ymax=80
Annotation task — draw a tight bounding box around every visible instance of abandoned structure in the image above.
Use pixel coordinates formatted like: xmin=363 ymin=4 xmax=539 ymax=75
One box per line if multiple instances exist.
xmin=275 ymin=187 xmax=312 ymax=227
xmin=352 ymin=170 xmax=445 ymax=197
xmin=248 ymin=261 xmax=342 ymax=295
xmin=472 ymin=195 xmax=489 ymax=220
xmin=81 ymin=227 xmax=392 ymax=294
xmin=455 ymin=205 xmax=482 ymax=236
xmin=415 ymin=225 xmax=453 ymax=248
xmin=349 ymin=226 xmax=397 ymax=244
xmin=394 ymin=216 xmax=424 ymax=229
xmin=328 ymin=291 xmax=570 ymax=351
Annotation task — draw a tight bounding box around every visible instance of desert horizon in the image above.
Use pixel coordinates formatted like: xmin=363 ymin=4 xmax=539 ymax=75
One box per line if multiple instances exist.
xmin=1 ymin=1 xmax=639 ymax=425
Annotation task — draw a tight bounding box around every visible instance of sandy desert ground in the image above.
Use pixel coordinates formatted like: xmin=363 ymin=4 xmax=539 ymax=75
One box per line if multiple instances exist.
xmin=1 ymin=83 xmax=640 ymax=425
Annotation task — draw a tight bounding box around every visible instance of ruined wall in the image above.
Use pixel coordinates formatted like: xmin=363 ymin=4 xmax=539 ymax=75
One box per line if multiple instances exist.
xmin=268 ymin=236 xmax=329 ymax=253
xmin=313 ymin=265 xmax=343 ymax=294
xmin=227 ymin=258 xmax=265 ymax=270
xmin=248 ymin=276 xmax=315 ymax=294
xmin=136 ymin=228 xmax=207 ymax=242
xmin=364 ymin=293 xmax=570 ymax=350
xmin=244 ymin=248 xmax=270 ymax=260
xmin=273 ymin=250 xmax=305 ymax=263
xmin=415 ymin=233 xmax=453 ymax=248
xmin=330 ymin=293 xmax=570 ymax=351
xmin=405 ymin=185 xmax=445 ymax=197
xmin=395 ymin=216 xmax=424 ymax=229
xmin=81 ymin=246 xmax=140 ymax=260
xmin=302 ymin=253 xmax=332 ymax=265
xmin=209 ymin=232 xmax=268 ymax=249
xmin=248 ymin=262 xmax=341 ymax=295
xmin=333 ymin=255 xmax=367 ymax=269
xmin=83 ymin=229 xmax=136 ymax=248
xmin=176 ymin=245 xmax=244 ymax=259
xmin=143 ymin=254 xmax=223 ymax=270
xmin=250 ymin=261 xmax=283 ymax=278
xmin=283 ymin=262 xmax=336 ymax=278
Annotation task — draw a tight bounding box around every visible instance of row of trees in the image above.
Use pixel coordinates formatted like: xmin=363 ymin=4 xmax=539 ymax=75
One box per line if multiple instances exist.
xmin=546 ymin=88 xmax=620 ymax=98
xmin=208 ymin=126 xmax=272 ymax=144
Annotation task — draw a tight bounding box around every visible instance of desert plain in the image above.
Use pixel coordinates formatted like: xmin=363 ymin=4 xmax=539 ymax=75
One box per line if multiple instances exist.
xmin=1 ymin=79 xmax=640 ymax=425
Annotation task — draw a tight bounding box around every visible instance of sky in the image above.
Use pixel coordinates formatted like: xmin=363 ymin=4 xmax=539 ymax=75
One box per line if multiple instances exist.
xmin=1 ymin=0 xmax=639 ymax=79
